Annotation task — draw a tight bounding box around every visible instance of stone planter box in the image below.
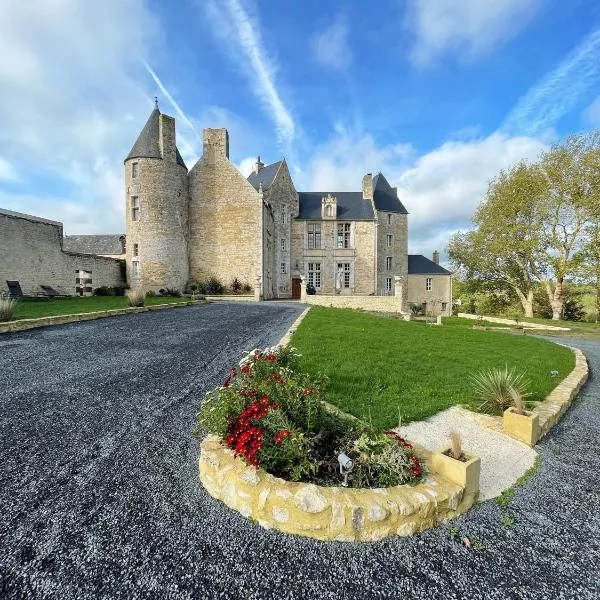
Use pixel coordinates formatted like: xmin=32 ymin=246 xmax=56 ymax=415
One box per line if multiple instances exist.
xmin=503 ymin=407 xmax=540 ymax=446
xmin=199 ymin=436 xmax=478 ymax=542
xmin=430 ymin=447 xmax=480 ymax=500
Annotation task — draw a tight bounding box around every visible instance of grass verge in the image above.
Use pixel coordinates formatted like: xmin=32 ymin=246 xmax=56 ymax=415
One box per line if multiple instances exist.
xmin=291 ymin=307 xmax=575 ymax=429
xmin=11 ymin=296 xmax=190 ymax=320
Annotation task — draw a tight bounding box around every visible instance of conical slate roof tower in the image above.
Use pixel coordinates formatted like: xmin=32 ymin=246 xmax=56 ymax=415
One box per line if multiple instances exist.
xmin=123 ymin=102 xmax=189 ymax=291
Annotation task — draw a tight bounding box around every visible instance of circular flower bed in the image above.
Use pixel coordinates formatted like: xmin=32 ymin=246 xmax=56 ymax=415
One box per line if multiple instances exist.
xmin=196 ymin=346 xmax=425 ymax=489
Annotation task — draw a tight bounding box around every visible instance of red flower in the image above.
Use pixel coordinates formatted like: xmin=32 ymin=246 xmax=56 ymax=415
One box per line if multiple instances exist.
xmin=222 ymin=367 xmax=237 ymax=387
xmin=265 ymin=354 xmax=277 ymax=362
xmin=241 ymin=364 xmax=253 ymax=376
xmin=274 ymin=429 xmax=291 ymax=444
xmin=271 ymin=373 xmax=285 ymax=384
xmin=303 ymin=388 xmax=315 ymax=395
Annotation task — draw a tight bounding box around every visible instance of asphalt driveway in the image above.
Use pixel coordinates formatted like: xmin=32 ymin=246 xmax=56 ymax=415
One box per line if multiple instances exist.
xmin=0 ymin=305 xmax=599 ymax=599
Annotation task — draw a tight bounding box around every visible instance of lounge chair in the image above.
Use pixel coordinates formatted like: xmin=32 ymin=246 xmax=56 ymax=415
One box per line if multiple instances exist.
xmin=39 ymin=285 xmax=67 ymax=298
xmin=6 ymin=280 xmax=24 ymax=300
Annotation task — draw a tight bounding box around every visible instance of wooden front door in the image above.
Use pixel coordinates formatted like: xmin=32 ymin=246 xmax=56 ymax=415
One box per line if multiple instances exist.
xmin=291 ymin=278 xmax=301 ymax=300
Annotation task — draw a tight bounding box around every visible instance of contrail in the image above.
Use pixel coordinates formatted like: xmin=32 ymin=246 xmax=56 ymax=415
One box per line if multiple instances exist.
xmin=143 ymin=61 xmax=202 ymax=142
xmin=206 ymin=0 xmax=296 ymax=147
xmin=503 ymin=27 xmax=600 ymax=135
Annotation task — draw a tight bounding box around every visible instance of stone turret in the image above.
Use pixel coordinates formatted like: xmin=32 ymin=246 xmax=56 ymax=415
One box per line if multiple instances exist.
xmin=124 ymin=103 xmax=189 ymax=292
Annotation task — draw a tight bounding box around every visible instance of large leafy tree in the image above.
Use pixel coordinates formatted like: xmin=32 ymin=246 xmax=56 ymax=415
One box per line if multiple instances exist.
xmin=449 ymin=131 xmax=600 ymax=320
xmin=448 ymin=162 xmax=544 ymax=317
xmin=534 ymin=133 xmax=599 ymax=319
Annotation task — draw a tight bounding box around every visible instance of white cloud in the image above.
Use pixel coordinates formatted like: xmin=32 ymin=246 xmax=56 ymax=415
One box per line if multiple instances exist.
xmin=238 ymin=157 xmax=257 ymax=177
xmin=0 ymin=0 xmax=164 ymax=234
xmin=204 ymin=0 xmax=296 ymax=148
xmin=405 ymin=0 xmax=540 ymax=66
xmin=503 ymin=28 xmax=600 ymax=135
xmin=312 ymin=15 xmax=352 ymax=72
xmin=583 ymin=94 xmax=600 ymax=127
xmin=0 ymin=157 xmax=17 ymax=181
xmin=303 ymin=129 xmax=547 ymax=255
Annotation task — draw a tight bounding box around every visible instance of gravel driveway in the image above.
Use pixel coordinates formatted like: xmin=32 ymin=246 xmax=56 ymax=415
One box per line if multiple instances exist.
xmin=0 ymin=306 xmax=598 ymax=600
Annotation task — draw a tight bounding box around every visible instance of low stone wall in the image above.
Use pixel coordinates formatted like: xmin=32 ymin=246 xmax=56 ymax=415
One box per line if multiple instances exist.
xmin=205 ymin=295 xmax=255 ymax=302
xmin=532 ymin=345 xmax=588 ymax=438
xmin=457 ymin=313 xmax=570 ymax=331
xmin=0 ymin=301 xmax=199 ymax=334
xmin=199 ymin=436 xmax=476 ymax=542
xmin=304 ymin=294 xmax=408 ymax=316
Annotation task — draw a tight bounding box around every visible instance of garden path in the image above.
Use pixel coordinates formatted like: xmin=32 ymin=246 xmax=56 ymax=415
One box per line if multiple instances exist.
xmin=396 ymin=406 xmax=537 ymax=500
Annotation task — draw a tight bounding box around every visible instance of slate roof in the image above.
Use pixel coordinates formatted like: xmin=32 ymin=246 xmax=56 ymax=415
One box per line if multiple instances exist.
xmin=408 ymin=255 xmax=451 ymax=275
xmin=125 ymin=108 xmax=187 ymax=168
xmin=247 ymin=161 xmax=282 ymax=191
xmin=297 ymin=192 xmax=375 ymax=220
xmin=63 ymin=235 xmax=126 ymax=256
xmin=0 ymin=208 xmax=63 ymax=227
xmin=372 ymin=173 xmax=408 ymax=213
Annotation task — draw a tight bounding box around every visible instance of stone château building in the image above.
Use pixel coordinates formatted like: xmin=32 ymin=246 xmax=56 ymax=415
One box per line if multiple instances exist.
xmin=123 ymin=105 xmax=451 ymax=312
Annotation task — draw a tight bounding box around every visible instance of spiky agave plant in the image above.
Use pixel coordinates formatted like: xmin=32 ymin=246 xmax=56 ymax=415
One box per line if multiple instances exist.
xmin=470 ymin=366 xmax=529 ymax=414
xmin=0 ymin=297 xmax=17 ymax=322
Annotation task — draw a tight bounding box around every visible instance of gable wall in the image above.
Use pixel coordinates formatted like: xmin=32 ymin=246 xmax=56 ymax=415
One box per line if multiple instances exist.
xmin=261 ymin=162 xmax=298 ymax=298
xmin=188 ymin=155 xmax=262 ymax=291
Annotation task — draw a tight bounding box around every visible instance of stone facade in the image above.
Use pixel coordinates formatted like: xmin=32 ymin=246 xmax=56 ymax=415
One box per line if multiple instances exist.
xmin=188 ymin=129 xmax=263 ymax=292
xmin=125 ymin=114 xmax=189 ymax=292
xmin=124 ymin=106 xmax=451 ymax=301
xmin=260 ymin=161 xmax=298 ymax=298
xmin=0 ymin=209 xmax=124 ymax=296
xmin=407 ymin=273 xmax=452 ymax=315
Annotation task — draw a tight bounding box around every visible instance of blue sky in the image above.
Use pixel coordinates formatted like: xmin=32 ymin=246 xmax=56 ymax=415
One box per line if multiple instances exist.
xmin=1 ymin=0 xmax=600 ymax=256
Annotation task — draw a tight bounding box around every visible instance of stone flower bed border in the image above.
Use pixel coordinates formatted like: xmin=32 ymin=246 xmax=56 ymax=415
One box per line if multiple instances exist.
xmin=199 ymin=435 xmax=480 ymax=542
xmin=0 ymin=300 xmax=201 ymax=335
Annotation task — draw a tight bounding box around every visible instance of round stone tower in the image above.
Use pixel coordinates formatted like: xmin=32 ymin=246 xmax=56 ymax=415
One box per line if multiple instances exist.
xmin=124 ymin=103 xmax=189 ymax=292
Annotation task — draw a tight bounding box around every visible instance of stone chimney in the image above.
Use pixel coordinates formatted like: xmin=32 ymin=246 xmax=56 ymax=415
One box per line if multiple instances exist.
xmin=362 ymin=173 xmax=373 ymax=199
xmin=255 ymin=155 xmax=264 ymax=174
xmin=203 ymin=128 xmax=230 ymax=164
xmin=433 ymin=250 xmax=440 ymax=265
xmin=159 ymin=114 xmax=176 ymax=162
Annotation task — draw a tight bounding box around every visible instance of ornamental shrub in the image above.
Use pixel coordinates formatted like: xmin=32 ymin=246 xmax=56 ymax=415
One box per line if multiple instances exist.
xmin=196 ymin=345 xmax=424 ymax=488
xmin=126 ymin=289 xmax=145 ymax=307
xmin=0 ymin=297 xmax=17 ymax=322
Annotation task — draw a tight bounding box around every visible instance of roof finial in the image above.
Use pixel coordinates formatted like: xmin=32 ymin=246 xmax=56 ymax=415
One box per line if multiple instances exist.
xmin=154 ymin=96 xmax=159 ymax=109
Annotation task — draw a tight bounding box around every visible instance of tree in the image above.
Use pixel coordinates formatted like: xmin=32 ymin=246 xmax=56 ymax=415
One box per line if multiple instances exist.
xmin=448 ymin=162 xmax=544 ymax=317
xmin=449 ymin=131 xmax=600 ymax=320
xmin=534 ymin=133 xmax=599 ymax=319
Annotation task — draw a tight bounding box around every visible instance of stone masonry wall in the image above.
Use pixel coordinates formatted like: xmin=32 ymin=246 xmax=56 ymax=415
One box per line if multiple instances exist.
xmin=125 ymin=116 xmax=189 ymax=292
xmin=291 ymin=219 xmax=376 ymax=295
xmin=407 ymin=273 xmax=452 ymax=315
xmin=261 ymin=161 xmax=298 ymax=298
xmin=302 ymin=294 xmax=405 ymax=313
xmin=188 ymin=134 xmax=262 ymax=292
xmin=0 ymin=211 xmax=123 ymax=295
xmin=376 ymin=211 xmax=408 ymax=306
xmin=199 ymin=436 xmax=474 ymax=542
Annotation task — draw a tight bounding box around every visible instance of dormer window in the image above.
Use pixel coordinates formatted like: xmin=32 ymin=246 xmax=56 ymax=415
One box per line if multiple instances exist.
xmin=321 ymin=193 xmax=337 ymax=219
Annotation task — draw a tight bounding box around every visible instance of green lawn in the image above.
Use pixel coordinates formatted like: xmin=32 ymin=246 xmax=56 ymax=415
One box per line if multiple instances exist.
xmin=12 ymin=295 xmax=190 ymax=320
xmin=291 ymin=307 xmax=575 ymax=429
